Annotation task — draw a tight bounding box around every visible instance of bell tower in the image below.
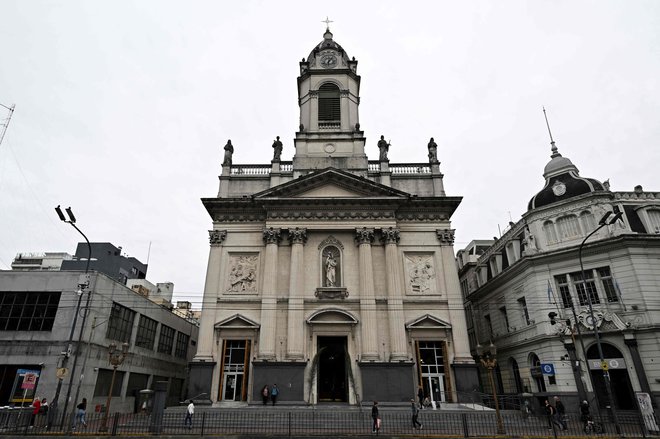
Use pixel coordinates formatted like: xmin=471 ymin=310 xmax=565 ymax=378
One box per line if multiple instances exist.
xmin=293 ymin=26 xmax=367 ymax=176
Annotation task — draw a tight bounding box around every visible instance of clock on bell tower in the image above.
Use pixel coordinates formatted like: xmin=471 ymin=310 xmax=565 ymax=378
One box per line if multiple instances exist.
xmin=293 ymin=26 xmax=367 ymax=176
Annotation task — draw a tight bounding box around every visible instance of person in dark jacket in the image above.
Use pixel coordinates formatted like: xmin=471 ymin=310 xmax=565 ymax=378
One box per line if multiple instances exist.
xmin=411 ymin=399 xmax=422 ymax=429
xmin=554 ymin=396 xmax=567 ymax=430
xmin=417 ymin=386 xmax=425 ymax=409
xmin=371 ymin=401 xmax=380 ymax=433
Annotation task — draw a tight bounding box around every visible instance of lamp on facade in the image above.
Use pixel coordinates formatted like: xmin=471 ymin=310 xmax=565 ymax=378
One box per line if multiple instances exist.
xmin=476 ymin=342 xmax=505 ymax=434
xmin=99 ymin=342 xmax=129 ymax=432
xmin=49 ymin=206 xmax=92 ymax=430
xmin=578 ymin=210 xmax=623 ymax=434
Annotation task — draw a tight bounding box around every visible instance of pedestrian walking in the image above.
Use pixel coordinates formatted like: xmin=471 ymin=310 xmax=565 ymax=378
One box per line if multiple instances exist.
xmin=411 ymin=399 xmax=422 ymax=429
xmin=417 ymin=386 xmax=424 ymax=409
xmin=270 ymin=384 xmax=279 ymax=405
xmin=75 ymin=398 xmax=87 ymax=428
xmin=371 ymin=401 xmax=380 ymax=434
xmin=38 ymin=398 xmax=48 ymax=427
xmin=261 ymin=385 xmax=269 ymax=405
xmin=184 ymin=400 xmax=194 ymax=429
xmin=544 ymin=399 xmax=561 ymax=430
xmin=554 ymin=396 xmax=567 ymax=430
xmin=580 ymin=400 xmax=591 ymax=429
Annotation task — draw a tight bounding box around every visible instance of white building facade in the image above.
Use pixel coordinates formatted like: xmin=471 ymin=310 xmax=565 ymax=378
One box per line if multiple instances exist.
xmin=458 ymin=142 xmax=660 ymax=412
xmin=189 ymin=28 xmax=477 ymax=405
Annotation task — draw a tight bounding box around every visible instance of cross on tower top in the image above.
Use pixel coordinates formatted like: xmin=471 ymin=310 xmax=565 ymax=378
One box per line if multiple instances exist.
xmin=321 ymin=16 xmax=333 ymax=31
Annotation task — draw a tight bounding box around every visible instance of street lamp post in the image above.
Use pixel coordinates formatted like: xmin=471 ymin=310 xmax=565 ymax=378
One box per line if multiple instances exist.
xmin=98 ymin=342 xmax=129 ymax=433
xmin=476 ymin=342 xmax=505 ymax=435
xmin=578 ymin=210 xmax=623 ymax=434
xmin=49 ymin=206 xmax=92 ymax=430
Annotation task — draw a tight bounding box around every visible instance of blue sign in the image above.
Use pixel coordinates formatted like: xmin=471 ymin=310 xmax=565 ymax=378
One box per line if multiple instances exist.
xmin=541 ymin=363 xmax=555 ymax=375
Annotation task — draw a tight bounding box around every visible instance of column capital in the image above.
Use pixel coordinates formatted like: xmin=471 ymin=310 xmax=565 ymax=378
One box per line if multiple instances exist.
xmin=436 ymin=228 xmax=455 ymax=245
xmin=380 ymin=227 xmax=400 ymax=245
xmin=288 ymin=227 xmax=308 ymax=245
xmin=208 ymin=230 xmax=227 ymax=246
xmin=263 ymin=227 xmax=282 ymax=245
xmin=355 ymin=227 xmax=375 ymax=245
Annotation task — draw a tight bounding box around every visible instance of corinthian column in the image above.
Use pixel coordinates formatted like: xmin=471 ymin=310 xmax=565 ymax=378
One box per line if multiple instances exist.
xmin=381 ymin=227 xmax=408 ymax=360
xmin=356 ymin=227 xmax=378 ymax=360
xmin=194 ymin=230 xmax=227 ymax=361
xmin=287 ymin=227 xmax=307 ymax=359
xmin=437 ymin=229 xmax=472 ymax=363
xmin=258 ymin=227 xmax=281 ymax=360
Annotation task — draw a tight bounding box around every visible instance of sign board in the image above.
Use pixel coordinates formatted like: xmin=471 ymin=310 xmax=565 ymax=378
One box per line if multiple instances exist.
xmin=21 ymin=372 xmax=38 ymax=390
xmin=589 ymin=358 xmax=626 ymax=370
xmin=541 ymin=363 xmax=555 ymax=375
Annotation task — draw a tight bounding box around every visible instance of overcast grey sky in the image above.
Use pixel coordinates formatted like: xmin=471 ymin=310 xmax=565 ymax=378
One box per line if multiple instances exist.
xmin=1 ymin=1 xmax=658 ymax=307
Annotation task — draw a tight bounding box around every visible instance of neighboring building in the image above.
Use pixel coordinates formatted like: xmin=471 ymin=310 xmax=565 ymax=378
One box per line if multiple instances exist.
xmin=0 ymin=270 xmax=198 ymax=412
xmin=61 ymin=242 xmax=147 ymax=285
xmin=190 ymin=27 xmax=476 ymax=405
xmin=458 ymin=141 xmax=660 ymax=411
xmin=11 ymin=252 xmax=72 ymax=271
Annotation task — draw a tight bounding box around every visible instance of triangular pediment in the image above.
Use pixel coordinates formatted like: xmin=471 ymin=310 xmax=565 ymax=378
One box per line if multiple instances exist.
xmin=253 ymin=168 xmax=410 ymax=199
xmin=214 ymin=314 xmax=260 ymax=329
xmin=406 ymin=314 xmax=452 ymax=329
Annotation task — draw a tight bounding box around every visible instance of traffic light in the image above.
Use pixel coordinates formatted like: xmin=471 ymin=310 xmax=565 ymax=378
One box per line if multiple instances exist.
xmin=548 ymin=312 xmax=558 ymax=325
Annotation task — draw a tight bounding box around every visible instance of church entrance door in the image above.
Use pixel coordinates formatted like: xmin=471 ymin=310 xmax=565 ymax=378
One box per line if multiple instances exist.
xmin=218 ymin=339 xmax=250 ymax=402
xmin=317 ymin=336 xmax=347 ymax=402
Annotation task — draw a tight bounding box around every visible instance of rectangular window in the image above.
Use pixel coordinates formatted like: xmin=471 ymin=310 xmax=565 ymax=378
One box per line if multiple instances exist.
xmin=518 ymin=297 xmax=530 ymax=326
xmin=499 ymin=306 xmax=510 ymax=332
xmin=93 ymin=369 xmax=125 ymax=397
xmin=484 ymin=314 xmax=493 ymax=336
xmin=0 ymin=292 xmax=61 ymax=331
xmin=174 ymin=332 xmax=189 ymax=359
xmin=106 ymin=302 xmax=136 ymax=343
xmin=555 ymin=275 xmax=573 ymax=309
xmin=157 ymin=325 xmax=175 ymax=355
xmin=597 ymin=267 xmax=618 ymax=302
xmin=571 ymin=271 xmax=600 ymax=305
xmin=135 ymin=315 xmax=158 ymax=349
xmin=126 ymin=372 xmax=149 ymax=398
xmin=465 ymin=304 xmax=474 ymax=329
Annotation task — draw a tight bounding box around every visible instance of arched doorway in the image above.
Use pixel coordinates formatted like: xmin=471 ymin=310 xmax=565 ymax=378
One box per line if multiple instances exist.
xmin=529 ymin=353 xmax=546 ymax=393
xmin=587 ymin=343 xmax=635 ymax=410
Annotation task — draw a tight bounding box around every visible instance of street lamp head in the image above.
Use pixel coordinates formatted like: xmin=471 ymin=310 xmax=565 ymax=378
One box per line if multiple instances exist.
xmin=108 ymin=342 xmax=117 ymax=355
xmin=121 ymin=342 xmax=129 ymax=354
xmin=55 ymin=205 xmax=67 ymax=222
xmin=608 ymin=211 xmax=624 ymax=224
xmin=475 ymin=343 xmax=483 ymax=356
xmin=65 ymin=207 xmax=77 ymax=223
xmin=488 ymin=342 xmax=497 ymax=356
xmin=597 ymin=211 xmax=612 ymax=225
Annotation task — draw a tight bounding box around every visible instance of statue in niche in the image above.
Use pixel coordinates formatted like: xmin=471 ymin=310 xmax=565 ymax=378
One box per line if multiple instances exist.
xmin=222 ymin=140 xmax=234 ymax=166
xmin=407 ymin=255 xmax=435 ymax=293
xmin=322 ymin=246 xmax=340 ymax=287
xmin=227 ymin=255 xmax=257 ymax=292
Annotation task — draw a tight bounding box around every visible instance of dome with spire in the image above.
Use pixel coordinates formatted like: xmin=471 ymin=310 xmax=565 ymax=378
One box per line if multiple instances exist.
xmin=527 ymin=142 xmax=606 ymax=210
xmin=306 ymin=27 xmax=352 ymax=70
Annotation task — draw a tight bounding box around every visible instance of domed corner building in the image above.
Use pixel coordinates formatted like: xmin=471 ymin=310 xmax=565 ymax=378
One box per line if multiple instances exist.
xmin=458 ymin=138 xmax=660 ymax=412
xmin=188 ymin=27 xmax=477 ymax=406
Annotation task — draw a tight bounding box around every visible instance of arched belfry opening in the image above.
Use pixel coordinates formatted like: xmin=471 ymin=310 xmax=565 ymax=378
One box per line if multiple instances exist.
xmin=318 ymin=83 xmax=340 ymax=126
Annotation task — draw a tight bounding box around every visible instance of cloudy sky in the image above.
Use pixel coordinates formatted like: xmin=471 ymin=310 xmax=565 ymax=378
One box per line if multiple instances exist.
xmin=1 ymin=1 xmax=658 ymax=307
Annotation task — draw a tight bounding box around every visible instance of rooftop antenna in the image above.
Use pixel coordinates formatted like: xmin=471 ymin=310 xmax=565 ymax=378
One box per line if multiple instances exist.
xmin=0 ymin=103 xmax=15 ymax=149
xmin=543 ymin=106 xmax=560 ymax=157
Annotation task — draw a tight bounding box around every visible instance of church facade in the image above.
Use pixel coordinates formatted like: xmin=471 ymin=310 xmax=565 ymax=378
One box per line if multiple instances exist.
xmin=189 ymin=28 xmax=477 ymax=405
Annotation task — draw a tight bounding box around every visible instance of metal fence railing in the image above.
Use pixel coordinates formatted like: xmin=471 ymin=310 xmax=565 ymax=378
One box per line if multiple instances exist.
xmin=0 ymin=407 xmax=657 ymax=437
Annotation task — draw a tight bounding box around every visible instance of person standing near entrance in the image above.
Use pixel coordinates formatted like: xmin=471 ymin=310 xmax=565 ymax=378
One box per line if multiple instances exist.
xmin=261 ymin=385 xmax=269 ymax=405
xmin=30 ymin=396 xmax=41 ymax=427
xmin=411 ymin=399 xmax=422 ymax=429
xmin=554 ymin=396 xmax=567 ymax=430
xmin=544 ymin=399 xmax=560 ymax=430
xmin=271 ymin=384 xmax=279 ymax=405
xmin=184 ymin=400 xmax=194 ymax=429
xmin=417 ymin=386 xmax=425 ymax=409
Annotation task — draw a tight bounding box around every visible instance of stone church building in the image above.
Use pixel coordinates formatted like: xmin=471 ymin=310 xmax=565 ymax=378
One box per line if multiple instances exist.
xmin=189 ymin=28 xmax=477 ymax=405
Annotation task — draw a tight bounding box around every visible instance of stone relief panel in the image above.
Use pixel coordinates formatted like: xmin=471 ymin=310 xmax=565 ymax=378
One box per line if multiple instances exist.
xmin=225 ymin=254 xmax=259 ymax=294
xmin=404 ymin=253 xmax=436 ymax=294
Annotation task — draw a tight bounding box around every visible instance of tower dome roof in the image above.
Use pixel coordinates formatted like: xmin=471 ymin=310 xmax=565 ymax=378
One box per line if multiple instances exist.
xmin=527 ymin=143 xmax=605 ymax=211
xmin=306 ymin=28 xmax=351 ymax=67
